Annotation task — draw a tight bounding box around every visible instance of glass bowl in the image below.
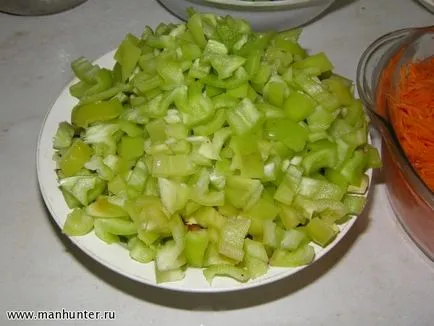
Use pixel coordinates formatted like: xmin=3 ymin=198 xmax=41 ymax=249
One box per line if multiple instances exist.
xmin=356 ymin=26 xmax=434 ymax=260
xmin=158 ymin=0 xmax=336 ymax=31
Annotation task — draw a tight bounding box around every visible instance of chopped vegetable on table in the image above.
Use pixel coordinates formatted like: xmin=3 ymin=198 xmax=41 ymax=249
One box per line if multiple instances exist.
xmin=53 ymin=10 xmax=380 ymax=284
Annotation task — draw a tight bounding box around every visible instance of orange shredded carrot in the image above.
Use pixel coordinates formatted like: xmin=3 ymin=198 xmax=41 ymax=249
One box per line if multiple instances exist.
xmin=386 ymin=56 xmax=434 ymax=191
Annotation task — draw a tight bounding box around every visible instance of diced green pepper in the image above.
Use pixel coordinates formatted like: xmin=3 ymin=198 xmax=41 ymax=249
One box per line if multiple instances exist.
xmin=203 ymin=264 xmax=250 ymax=284
xmin=129 ymin=239 xmax=156 ymax=263
xmin=59 ymin=140 xmax=92 ymax=177
xmin=265 ymin=118 xmax=308 ymax=152
xmin=218 ymin=217 xmax=251 ymax=262
xmin=185 ymin=229 xmax=210 ymax=267
xmin=293 ymin=52 xmax=334 ymax=76
xmin=187 ymin=13 xmax=207 ymax=48
xmin=115 ymin=34 xmax=141 ymax=82
xmin=226 ymin=98 xmax=264 ymax=135
xmin=71 ymin=99 xmax=123 ymax=128
xmin=269 ymin=245 xmax=315 ymax=267
xmin=284 ymin=91 xmax=316 ymax=122
xmin=117 ymin=136 xmax=145 ymax=161
xmin=225 ymin=176 xmax=263 ymax=210
xmin=53 ymin=122 xmax=75 ymax=150
xmin=152 ymin=154 xmax=197 ymax=177
xmin=343 ymin=194 xmax=367 ymax=215
xmin=63 ymin=208 xmax=93 ymax=236
xmin=306 ymin=217 xmax=338 ymax=247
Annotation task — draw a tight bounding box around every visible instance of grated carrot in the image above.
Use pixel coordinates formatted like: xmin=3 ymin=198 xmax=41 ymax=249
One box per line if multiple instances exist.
xmin=387 ymin=56 xmax=434 ymax=191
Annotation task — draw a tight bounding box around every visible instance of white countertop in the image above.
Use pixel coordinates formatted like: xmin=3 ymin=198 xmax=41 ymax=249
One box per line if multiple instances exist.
xmin=1 ymin=0 xmax=434 ymax=325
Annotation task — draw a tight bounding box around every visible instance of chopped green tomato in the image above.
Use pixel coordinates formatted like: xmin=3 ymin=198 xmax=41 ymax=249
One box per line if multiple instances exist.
xmin=129 ymin=239 xmax=156 ymax=263
xmin=62 ymin=208 xmax=93 ymax=236
xmin=269 ymin=245 xmax=315 ymax=267
xmin=185 ymin=229 xmax=210 ymax=267
xmin=219 ymin=217 xmax=251 ymax=262
xmin=306 ymin=217 xmax=338 ymax=247
xmin=53 ymin=122 xmax=75 ymax=149
xmin=203 ymin=264 xmax=250 ymax=284
xmin=59 ymin=140 xmax=92 ymax=177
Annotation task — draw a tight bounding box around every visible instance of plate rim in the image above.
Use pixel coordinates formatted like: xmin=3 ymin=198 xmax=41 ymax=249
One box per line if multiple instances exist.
xmin=36 ymin=49 xmax=372 ymax=293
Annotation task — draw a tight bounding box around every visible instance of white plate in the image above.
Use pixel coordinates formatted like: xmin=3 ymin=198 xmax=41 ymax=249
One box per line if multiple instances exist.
xmin=37 ymin=50 xmax=371 ymax=293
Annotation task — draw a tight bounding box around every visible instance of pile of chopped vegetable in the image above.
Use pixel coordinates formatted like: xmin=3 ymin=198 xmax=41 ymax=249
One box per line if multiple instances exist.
xmin=53 ymin=11 xmax=381 ymax=284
